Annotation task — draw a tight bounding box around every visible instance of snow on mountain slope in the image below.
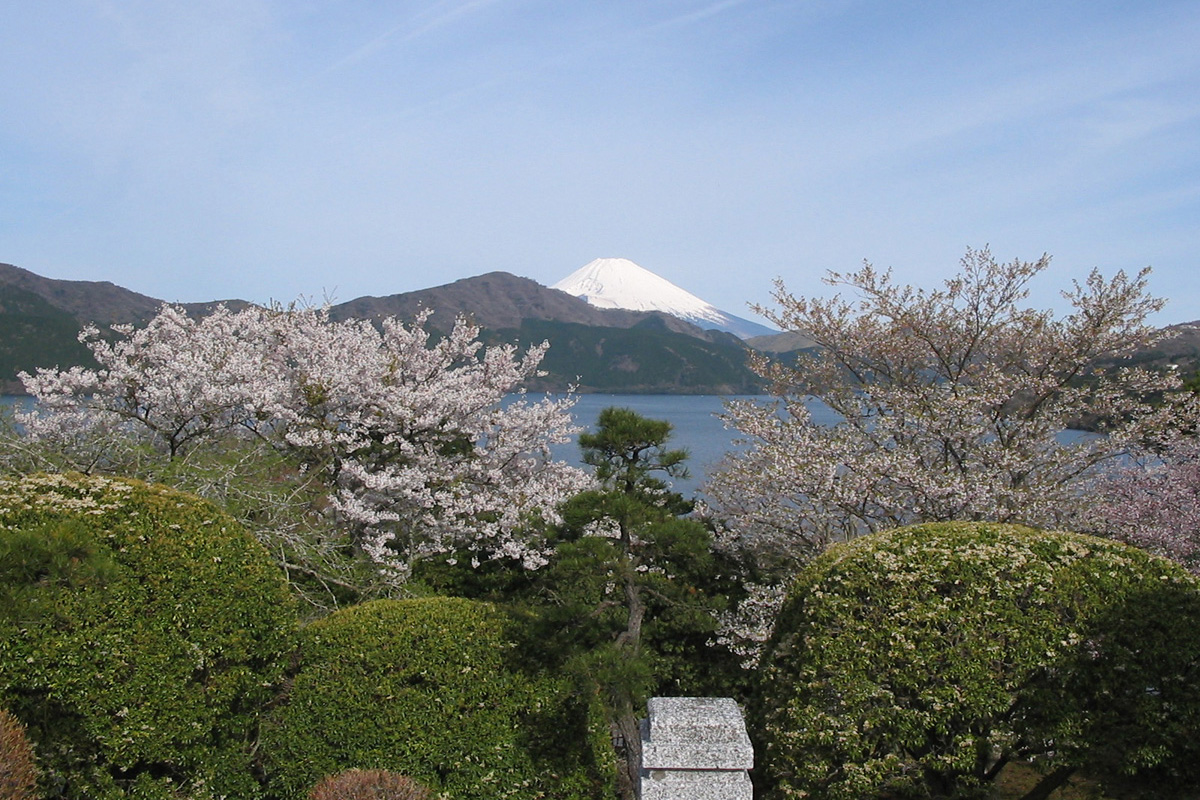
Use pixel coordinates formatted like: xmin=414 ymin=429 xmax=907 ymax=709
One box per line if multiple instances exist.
xmin=551 ymin=258 xmax=775 ymax=339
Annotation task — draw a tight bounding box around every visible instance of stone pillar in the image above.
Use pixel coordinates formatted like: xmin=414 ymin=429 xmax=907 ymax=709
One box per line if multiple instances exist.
xmin=638 ymin=697 xmax=753 ymax=800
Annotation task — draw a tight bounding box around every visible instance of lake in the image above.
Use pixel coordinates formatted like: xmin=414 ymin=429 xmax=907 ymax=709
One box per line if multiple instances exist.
xmin=1 ymin=393 xmax=1097 ymax=497
xmin=550 ymin=394 xmax=765 ymax=495
xmin=1 ymin=393 xmax=772 ymax=496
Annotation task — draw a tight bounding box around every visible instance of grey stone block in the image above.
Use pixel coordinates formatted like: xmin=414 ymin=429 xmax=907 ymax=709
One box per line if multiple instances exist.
xmin=638 ymin=697 xmax=753 ymax=800
xmin=640 ymin=767 xmax=753 ymax=800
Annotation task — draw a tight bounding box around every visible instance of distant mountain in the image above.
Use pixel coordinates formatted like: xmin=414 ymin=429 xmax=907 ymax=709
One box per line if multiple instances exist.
xmin=329 ymin=271 xmax=716 ymax=339
xmin=0 ymin=284 xmax=99 ymax=393
xmin=492 ymin=318 xmax=762 ymax=395
xmin=744 ymin=330 xmax=818 ymax=353
xmin=1100 ymin=320 xmax=1200 ymax=374
xmin=7 ymin=260 xmax=1195 ymax=398
xmin=0 ymin=262 xmax=252 ymax=325
xmin=0 ymin=263 xmax=259 ymax=392
xmin=329 ymin=271 xmax=761 ymax=393
xmin=552 ymin=258 xmax=777 ymax=340
xmin=0 ymin=263 xmax=762 ymax=395
xmin=0 ymin=262 xmax=163 ymax=325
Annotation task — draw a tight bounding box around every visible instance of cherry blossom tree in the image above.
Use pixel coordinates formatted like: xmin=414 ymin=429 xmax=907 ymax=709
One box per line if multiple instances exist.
xmin=1089 ymin=435 xmax=1200 ymax=574
xmin=262 ymin=307 xmax=590 ymax=575
xmin=16 ymin=304 xmax=589 ymax=584
xmin=18 ymin=304 xmax=275 ymax=468
xmin=706 ymin=248 xmax=1197 ymax=581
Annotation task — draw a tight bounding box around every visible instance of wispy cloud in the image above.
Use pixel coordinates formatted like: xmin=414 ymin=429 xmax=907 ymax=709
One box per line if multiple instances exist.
xmin=328 ymin=0 xmax=506 ymax=72
xmin=644 ymin=0 xmax=751 ymax=32
xmin=3 ymin=3 xmax=1198 ymax=321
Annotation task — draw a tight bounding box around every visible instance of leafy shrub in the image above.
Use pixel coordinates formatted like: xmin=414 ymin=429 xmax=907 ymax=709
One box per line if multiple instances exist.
xmin=261 ymin=596 xmax=609 ymax=800
xmin=0 ymin=473 xmax=296 ymax=800
xmin=307 ymin=769 xmax=431 ymax=800
xmin=0 ymin=708 xmax=38 ymax=800
xmin=753 ymin=522 xmax=1200 ymax=800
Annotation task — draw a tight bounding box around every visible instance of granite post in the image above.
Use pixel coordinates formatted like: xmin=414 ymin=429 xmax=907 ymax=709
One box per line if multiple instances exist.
xmin=638 ymin=697 xmax=753 ymax=799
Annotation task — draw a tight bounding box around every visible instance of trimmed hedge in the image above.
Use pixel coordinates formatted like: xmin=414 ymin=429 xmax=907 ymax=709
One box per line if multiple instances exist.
xmin=307 ymin=769 xmax=431 ymax=800
xmin=0 ymin=708 xmax=37 ymax=800
xmin=0 ymin=473 xmax=295 ymax=800
xmin=753 ymin=522 xmax=1200 ymax=800
xmin=261 ymin=596 xmax=611 ymax=800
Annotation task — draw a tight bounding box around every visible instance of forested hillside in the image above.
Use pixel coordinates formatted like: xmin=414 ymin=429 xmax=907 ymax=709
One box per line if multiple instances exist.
xmin=497 ymin=318 xmax=761 ymax=394
xmin=0 ymin=285 xmax=98 ymax=393
xmin=0 ymin=263 xmax=763 ymax=394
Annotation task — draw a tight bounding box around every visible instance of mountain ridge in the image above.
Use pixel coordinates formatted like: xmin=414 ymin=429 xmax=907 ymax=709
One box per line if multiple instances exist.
xmin=5 ymin=260 xmax=1198 ymax=396
xmin=0 ymin=263 xmax=761 ymax=394
xmin=328 ymin=271 xmax=728 ymax=340
xmin=0 ymin=262 xmax=254 ymax=324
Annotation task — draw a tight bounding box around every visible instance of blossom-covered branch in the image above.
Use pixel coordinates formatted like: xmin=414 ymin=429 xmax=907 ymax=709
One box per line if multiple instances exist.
xmin=18 ymin=303 xmax=590 ymax=579
xmin=706 ymin=248 xmax=1197 ymax=579
xmin=1089 ymin=435 xmax=1200 ymax=574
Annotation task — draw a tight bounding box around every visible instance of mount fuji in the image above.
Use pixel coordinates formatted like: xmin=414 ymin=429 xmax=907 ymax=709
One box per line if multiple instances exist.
xmin=551 ymin=258 xmax=775 ymax=340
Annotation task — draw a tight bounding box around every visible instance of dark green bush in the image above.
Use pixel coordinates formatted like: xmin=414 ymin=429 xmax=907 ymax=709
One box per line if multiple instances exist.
xmin=261 ymin=596 xmax=611 ymax=800
xmin=754 ymin=522 xmax=1200 ymax=800
xmin=0 ymin=472 xmax=296 ymax=799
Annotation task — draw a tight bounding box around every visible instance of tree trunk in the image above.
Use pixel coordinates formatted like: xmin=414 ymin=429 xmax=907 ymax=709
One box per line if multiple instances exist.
xmin=1019 ymin=766 xmax=1077 ymax=800
xmin=614 ymin=697 xmax=643 ymax=800
xmin=614 ymin=560 xmax=645 ymax=652
xmin=613 ymin=545 xmax=646 ymax=800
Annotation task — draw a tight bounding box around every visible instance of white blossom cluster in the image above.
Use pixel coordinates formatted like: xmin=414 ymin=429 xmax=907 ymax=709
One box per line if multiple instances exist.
xmin=18 ymin=304 xmax=591 ymax=575
xmin=706 ymin=249 xmax=1198 ymax=578
xmin=0 ymin=472 xmax=135 ymax=526
xmin=709 ymin=581 xmax=788 ymax=669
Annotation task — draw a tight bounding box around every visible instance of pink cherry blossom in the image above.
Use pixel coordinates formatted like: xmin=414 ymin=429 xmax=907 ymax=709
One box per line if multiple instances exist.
xmin=18 ymin=303 xmax=590 ymax=578
xmin=706 ymin=248 xmax=1199 ymax=579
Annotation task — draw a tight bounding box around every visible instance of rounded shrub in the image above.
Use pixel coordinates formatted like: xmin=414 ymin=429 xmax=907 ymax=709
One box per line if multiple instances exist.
xmin=261 ymin=596 xmax=608 ymax=800
xmin=1 ymin=708 xmax=38 ymax=800
xmin=307 ymin=769 xmax=431 ymax=800
xmin=0 ymin=472 xmax=296 ymax=800
xmin=753 ymin=521 xmax=1200 ymax=800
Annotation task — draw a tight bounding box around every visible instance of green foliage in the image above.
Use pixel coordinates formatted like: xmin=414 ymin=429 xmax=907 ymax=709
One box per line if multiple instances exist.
xmin=578 ymin=407 xmax=691 ymax=501
xmin=543 ymin=510 xmax=740 ymax=695
xmin=754 ymin=522 xmax=1200 ymax=800
xmin=530 ymin=408 xmax=745 ymax=799
xmin=0 ymin=473 xmax=296 ymax=800
xmin=1019 ymin=575 xmax=1200 ymax=796
xmin=260 ymin=597 xmax=610 ymax=800
xmin=143 ymin=440 xmax=389 ymax=617
xmin=0 ymin=518 xmax=119 ymax=626
xmin=0 ymin=421 xmax=393 ymax=618
xmin=540 ymin=408 xmax=743 ymax=697
xmin=417 ymin=408 xmax=746 ymax=702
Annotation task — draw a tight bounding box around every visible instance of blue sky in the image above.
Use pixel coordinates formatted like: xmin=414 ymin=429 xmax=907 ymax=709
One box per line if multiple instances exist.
xmin=2 ymin=1 xmax=1198 ymax=324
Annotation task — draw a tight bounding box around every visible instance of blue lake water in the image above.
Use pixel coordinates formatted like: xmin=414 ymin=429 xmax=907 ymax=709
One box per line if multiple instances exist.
xmin=1 ymin=393 xmax=769 ymax=496
xmin=550 ymin=394 xmax=763 ymax=495
xmin=0 ymin=393 xmax=1097 ymax=496
xmin=0 ymin=395 xmax=34 ymax=413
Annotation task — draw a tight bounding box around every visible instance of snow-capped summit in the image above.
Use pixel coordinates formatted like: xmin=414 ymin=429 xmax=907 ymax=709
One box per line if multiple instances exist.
xmin=551 ymin=257 xmax=775 ymax=339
